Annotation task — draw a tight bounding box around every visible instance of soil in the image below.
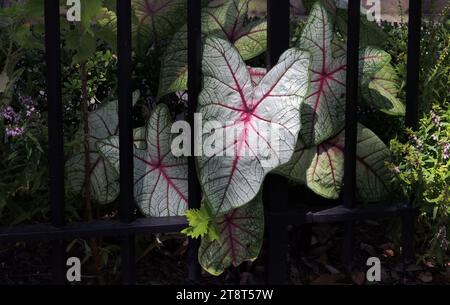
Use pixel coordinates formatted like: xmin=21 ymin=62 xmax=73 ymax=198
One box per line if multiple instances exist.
xmin=1 ymin=219 xmax=449 ymax=285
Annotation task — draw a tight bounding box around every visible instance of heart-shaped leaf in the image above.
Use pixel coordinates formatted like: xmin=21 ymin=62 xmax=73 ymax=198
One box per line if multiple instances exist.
xmin=66 ymin=99 xmax=121 ymax=204
xmin=197 ymin=37 xmax=310 ymax=215
xmin=297 ymin=3 xmax=391 ymax=147
xmin=158 ymin=0 xmax=267 ymax=98
xmin=361 ymin=63 xmax=405 ymax=116
xmin=277 ymin=124 xmax=392 ymax=202
xmin=98 ymin=104 xmax=188 ymax=216
xmin=199 ymin=194 xmax=264 ymax=276
xmin=132 ymin=0 xmax=187 ymax=41
xmin=66 ymin=93 xmax=140 ymax=204
xmin=157 ymin=25 xmax=188 ymax=98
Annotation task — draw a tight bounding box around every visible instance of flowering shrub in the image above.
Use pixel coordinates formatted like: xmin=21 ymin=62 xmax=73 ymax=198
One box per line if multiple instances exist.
xmin=389 ymin=103 xmax=450 ymax=264
xmin=0 ymin=95 xmax=40 ymax=140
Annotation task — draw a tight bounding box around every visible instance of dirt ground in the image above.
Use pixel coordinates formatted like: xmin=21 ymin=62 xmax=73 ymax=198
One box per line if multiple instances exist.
xmin=1 ymin=219 xmax=449 ymax=285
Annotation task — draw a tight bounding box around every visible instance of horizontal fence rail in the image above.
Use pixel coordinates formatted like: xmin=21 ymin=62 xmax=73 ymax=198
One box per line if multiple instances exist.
xmin=0 ymin=0 xmax=422 ymax=285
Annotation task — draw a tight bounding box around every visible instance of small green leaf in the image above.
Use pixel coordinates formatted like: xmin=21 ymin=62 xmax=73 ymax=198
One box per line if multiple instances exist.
xmin=182 ymin=204 xmax=217 ymax=240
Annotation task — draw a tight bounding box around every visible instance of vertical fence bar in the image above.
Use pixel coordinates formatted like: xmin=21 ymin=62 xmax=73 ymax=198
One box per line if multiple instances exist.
xmin=266 ymin=0 xmax=290 ymax=284
xmin=341 ymin=0 xmax=360 ymax=272
xmin=402 ymin=0 xmax=422 ymax=263
xmin=117 ymin=0 xmax=135 ymax=284
xmin=267 ymin=0 xmax=290 ymax=67
xmin=187 ymin=0 xmax=202 ymax=282
xmin=44 ymin=0 xmax=66 ymax=284
xmin=405 ymin=0 xmax=422 ymax=130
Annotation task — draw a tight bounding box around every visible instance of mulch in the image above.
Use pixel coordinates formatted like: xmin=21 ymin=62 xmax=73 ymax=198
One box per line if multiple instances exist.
xmin=1 ymin=220 xmax=449 ymax=285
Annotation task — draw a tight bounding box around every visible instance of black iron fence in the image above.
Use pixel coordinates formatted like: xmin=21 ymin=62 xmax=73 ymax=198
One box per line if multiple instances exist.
xmin=0 ymin=0 xmax=422 ymax=285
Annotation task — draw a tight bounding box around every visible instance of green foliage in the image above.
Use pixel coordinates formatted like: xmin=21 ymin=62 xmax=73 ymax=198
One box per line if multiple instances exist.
xmin=382 ymin=4 xmax=450 ymax=114
xmin=182 ymin=204 xmax=219 ymax=242
xmin=276 ymin=2 xmax=398 ymax=202
xmin=389 ymin=103 xmax=450 ymax=264
xmin=0 ymin=0 xmax=449 ymax=281
xmin=158 ymin=0 xmax=268 ymax=98
xmin=198 ymin=195 xmax=264 ymax=276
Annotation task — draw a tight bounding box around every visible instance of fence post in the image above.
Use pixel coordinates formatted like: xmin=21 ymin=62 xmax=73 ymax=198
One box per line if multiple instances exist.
xmin=265 ymin=0 xmax=290 ymax=284
xmin=187 ymin=0 xmax=202 ymax=283
xmin=44 ymin=0 xmax=66 ymax=285
xmin=264 ymin=175 xmax=289 ymax=284
xmin=117 ymin=0 xmax=136 ymax=285
xmin=403 ymin=0 xmax=422 ymax=264
xmin=342 ymin=0 xmax=360 ymax=272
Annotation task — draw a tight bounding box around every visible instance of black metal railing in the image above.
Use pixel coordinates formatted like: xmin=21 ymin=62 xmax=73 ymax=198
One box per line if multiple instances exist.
xmin=0 ymin=0 xmax=422 ymax=285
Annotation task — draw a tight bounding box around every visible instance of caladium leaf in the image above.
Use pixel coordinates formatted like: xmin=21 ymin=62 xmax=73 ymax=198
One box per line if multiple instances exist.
xmin=158 ymin=0 xmax=267 ymax=98
xmin=277 ymin=124 xmax=392 ymax=202
xmin=157 ymin=25 xmax=188 ymax=99
xmin=132 ymin=0 xmax=187 ymax=41
xmin=361 ymin=63 xmax=405 ymax=116
xmin=66 ymin=93 xmax=140 ymax=204
xmin=197 ymin=37 xmax=310 ymax=215
xmin=297 ymin=3 xmax=391 ymax=147
xmin=66 ymin=99 xmax=121 ymax=204
xmin=199 ymin=195 xmax=264 ymax=276
xmin=98 ymin=104 xmax=188 ymax=216
xmin=233 ymin=19 xmax=267 ymax=61
xmin=133 ymin=126 xmax=147 ymax=149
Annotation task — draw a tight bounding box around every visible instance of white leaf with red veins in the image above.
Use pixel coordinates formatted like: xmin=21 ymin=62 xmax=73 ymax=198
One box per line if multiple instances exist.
xmin=158 ymin=0 xmax=267 ymax=98
xmin=197 ymin=37 xmax=310 ymax=215
xmin=199 ymin=195 xmax=264 ymax=276
xmin=98 ymin=104 xmax=188 ymax=216
xmin=248 ymin=67 xmax=267 ymax=86
xmin=66 ymin=93 xmax=140 ymax=204
xmin=278 ymin=124 xmax=392 ymax=202
xmin=297 ymin=3 xmax=390 ymax=147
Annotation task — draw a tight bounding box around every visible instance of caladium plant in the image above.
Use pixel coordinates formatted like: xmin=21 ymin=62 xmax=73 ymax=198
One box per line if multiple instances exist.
xmin=158 ymin=0 xmax=268 ymax=98
xmin=66 ymin=93 xmax=140 ymax=204
xmin=276 ymin=2 xmax=397 ymax=202
xmin=198 ymin=194 xmax=264 ymax=276
xmin=297 ymin=2 xmax=404 ymax=148
xmin=197 ymin=37 xmax=311 ymax=216
xmin=276 ymin=124 xmax=392 ymax=201
xmin=98 ymin=103 xmax=188 ymax=216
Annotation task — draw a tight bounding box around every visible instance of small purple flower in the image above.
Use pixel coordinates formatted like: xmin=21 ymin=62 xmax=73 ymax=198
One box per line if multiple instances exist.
xmin=5 ymin=126 xmax=25 ymax=138
xmin=444 ymin=143 xmax=450 ymax=160
xmin=431 ymin=111 xmax=440 ymax=125
xmin=25 ymin=105 xmax=37 ymax=117
xmin=19 ymin=95 xmax=33 ymax=106
xmin=432 ymin=134 xmax=438 ymax=141
xmin=393 ymin=166 xmax=401 ymax=174
xmin=1 ymin=106 xmax=19 ymax=123
xmin=176 ymin=91 xmax=188 ymax=106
